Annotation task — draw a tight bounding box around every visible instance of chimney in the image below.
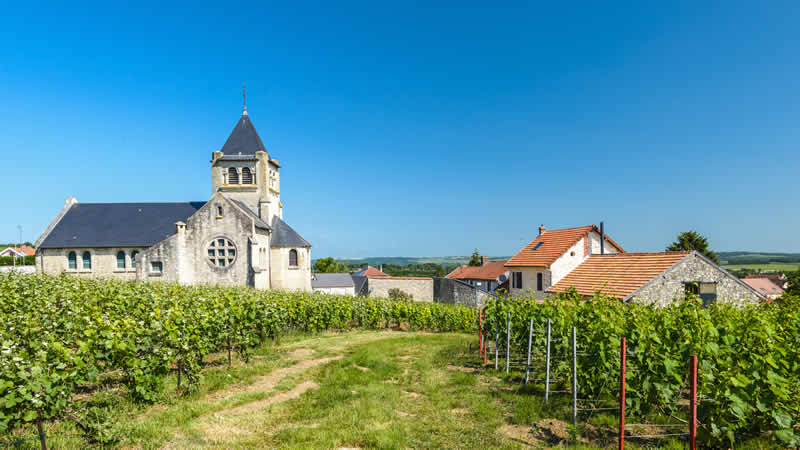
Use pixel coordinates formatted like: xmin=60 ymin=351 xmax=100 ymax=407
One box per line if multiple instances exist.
xmin=481 ymin=256 xmax=489 ymax=266
xmin=175 ymin=221 xmax=186 ymax=236
xmin=379 ymin=264 xmax=383 ymax=273
xmin=538 ymin=224 xmax=546 ymax=236
xmin=600 ymin=221 xmax=605 ymax=255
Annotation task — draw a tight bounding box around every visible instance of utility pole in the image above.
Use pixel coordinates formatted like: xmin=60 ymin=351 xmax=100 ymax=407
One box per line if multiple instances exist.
xmin=16 ymin=225 xmax=22 ymax=267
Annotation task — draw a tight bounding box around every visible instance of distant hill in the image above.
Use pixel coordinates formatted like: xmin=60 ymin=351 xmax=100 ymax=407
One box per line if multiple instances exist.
xmin=331 ymin=256 xmax=511 ymax=266
xmin=316 ymin=252 xmax=800 ymax=270
xmin=718 ymin=251 xmax=800 ymax=266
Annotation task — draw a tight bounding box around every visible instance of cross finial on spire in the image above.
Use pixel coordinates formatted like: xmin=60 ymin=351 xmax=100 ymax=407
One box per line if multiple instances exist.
xmin=242 ymin=84 xmax=248 ymax=115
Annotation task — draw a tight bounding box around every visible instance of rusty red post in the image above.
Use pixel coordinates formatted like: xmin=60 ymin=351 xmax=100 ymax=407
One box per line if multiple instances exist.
xmin=690 ymin=354 xmax=697 ymax=450
xmin=482 ymin=311 xmax=488 ymax=364
xmin=619 ymin=337 xmax=626 ymax=450
xmin=478 ymin=311 xmax=483 ymax=356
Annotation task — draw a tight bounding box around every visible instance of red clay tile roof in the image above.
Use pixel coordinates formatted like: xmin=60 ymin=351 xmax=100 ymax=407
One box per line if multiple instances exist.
xmin=547 ymin=251 xmax=692 ymax=299
xmin=446 ymin=261 xmax=509 ymax=281
xmin=354 ymin=265 xmax=390 ymax=278
xmin=2 ymin=245 xmax=35 ymax=256
xmin=505 ymin=225 xmax=624 ymax=268
xmin=740 ymin=278 xmax=785 ymax=296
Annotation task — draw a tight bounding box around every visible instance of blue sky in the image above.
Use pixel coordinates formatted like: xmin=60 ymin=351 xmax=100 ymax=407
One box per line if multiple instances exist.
xmin=2 ymin=1 xmax=799 ymax=257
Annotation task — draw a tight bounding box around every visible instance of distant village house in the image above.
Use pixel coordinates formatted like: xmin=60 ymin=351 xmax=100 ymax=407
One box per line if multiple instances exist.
xmin=0 ymin=245 xmax=35 ymax=258
xmin=506 ymin=224 xmax=765 ymax=305
xmin=445 ymin=256 xmax=509 ymax=293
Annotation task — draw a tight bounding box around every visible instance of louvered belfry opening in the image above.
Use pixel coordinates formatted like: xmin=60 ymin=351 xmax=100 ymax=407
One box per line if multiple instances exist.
xmin=228 ymin=167 xmax=239 ymax=184
xmin=241 ymin=167 xmax=253 ymax=184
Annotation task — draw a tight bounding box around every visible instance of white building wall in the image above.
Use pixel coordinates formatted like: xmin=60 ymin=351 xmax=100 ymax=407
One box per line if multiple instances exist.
xmin=508 ymin=268 xmax=552 ymax=301
xmin=312 ymin=286 xmax=355 ymax=296
xmin=270 ymin=247 xmax=312 ymax=291
xmin=587 ymin=231 xmax=620 ymax=256
xmin=550 ymin=238 xmax=586 ymax=285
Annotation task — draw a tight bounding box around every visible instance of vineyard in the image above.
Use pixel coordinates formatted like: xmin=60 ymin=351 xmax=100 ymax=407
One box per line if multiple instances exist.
xmin=0 ymin=273 xmax=475 ymax=445
xmin=1 ymin=273 xmax=798 ymax=448
xmin=481 ymin=290 xmax=800 ymax=447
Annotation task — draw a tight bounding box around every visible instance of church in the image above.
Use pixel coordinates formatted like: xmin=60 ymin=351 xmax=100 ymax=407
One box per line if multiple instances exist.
xmin=34 ymin=100 xmax=312 ymax=291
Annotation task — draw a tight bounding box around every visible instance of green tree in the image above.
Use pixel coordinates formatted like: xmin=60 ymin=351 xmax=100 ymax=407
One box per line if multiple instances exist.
xmin=468 ymin=248 xmax=481 ymax=267
xmin=785 ymin=266 xmax=800 ymax=296
xmin=666 ymin=231 xmax=719 ymax=264
xmin=314 ymin=257 xmax=348 ymax=273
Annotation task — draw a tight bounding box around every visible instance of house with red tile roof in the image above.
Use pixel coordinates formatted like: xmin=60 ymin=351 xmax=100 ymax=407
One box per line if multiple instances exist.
xmin=548 ymin=251 xmax=764 ymax=305
xmin=506 ymin=225 xmax=765 ymax=305
xmin=505 ymin=224 xmax=623 ymax=300
xmin=446 ymin=256 xmax=509 ymax=293
xmin=740 ymin=277 xmax=784 ymax=300
xmin=743 ymin=273 xmax=788 ymax=290
xmin=353 ymin=265 xmax=390 ymax=278
xmin=0 ymin=245 xmax=35 ymax=258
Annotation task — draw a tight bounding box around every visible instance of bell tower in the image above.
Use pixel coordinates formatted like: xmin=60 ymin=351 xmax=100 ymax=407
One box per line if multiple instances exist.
xmin=210 ymin=88 xmax=282 ymax=222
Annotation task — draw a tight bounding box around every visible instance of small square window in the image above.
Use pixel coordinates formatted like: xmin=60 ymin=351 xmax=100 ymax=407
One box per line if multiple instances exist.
xmin=151 ymin=261 xmax=163 ymax=272
xmin=218 ymin=249 xmax=225 ymax=257
xmin=218 ymin=259 xmax=226 ymax=267
xmin=208 ymin=249 xmax=215 ymax=257
xmin=218 ymin=239 xmax=225 ymax=247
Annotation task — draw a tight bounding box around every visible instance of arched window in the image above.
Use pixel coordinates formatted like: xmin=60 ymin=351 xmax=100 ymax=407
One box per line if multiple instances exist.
xmin=67 ymin=251 xmax=77 ymax=269
xmin=228 ymin=167 xmax=239 ymax=184
xmin=82 ymin=251 xmax=92 ymax=269
xmin=116 ymin=251 xmax=126 ymax=269
xmin=131 ymin=251 xmax=139 ymax=268
xmin=289 ymin=249 xmax=298 ymax=267
xmin=241 ymin=167 xmax=253 ymax=184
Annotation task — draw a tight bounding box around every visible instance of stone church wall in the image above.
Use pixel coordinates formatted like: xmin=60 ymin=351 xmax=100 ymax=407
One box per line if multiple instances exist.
xmin=270 ymin=246 xmax=312 ymax=291
xmin=138 ymin=195 xmax=258 ymax=287
xmin=38 ymin=247 xmax=145 ymax=280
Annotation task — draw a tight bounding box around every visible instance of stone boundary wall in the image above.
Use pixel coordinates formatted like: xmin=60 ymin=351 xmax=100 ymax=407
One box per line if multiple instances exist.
xmin=433 ymin=277 xmax=489 ymax=308
xmin=0 ymin=265 xmax=36 ymax=274
xmin=368 ymin=277 xmax=433 ymax=302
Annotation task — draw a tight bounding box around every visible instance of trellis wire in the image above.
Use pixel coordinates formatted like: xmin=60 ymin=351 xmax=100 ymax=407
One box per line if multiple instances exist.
xmin=476 ymin=316 xmax=698 ymax=449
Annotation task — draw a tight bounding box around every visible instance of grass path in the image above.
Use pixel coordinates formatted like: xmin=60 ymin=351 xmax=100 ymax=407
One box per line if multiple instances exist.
xmin=11 ymin=330 xmax=774 ymax=448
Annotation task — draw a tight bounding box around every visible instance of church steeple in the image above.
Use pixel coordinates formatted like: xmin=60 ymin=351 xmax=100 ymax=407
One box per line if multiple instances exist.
xmin=211 ymin=95 xmax=282 ymax=222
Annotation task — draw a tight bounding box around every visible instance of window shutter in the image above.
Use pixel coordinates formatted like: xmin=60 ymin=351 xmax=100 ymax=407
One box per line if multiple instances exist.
xmin=228 ymin=167 xmax=239 ymax=184
xmin=241 ymin=167 xmax=253 ymax=184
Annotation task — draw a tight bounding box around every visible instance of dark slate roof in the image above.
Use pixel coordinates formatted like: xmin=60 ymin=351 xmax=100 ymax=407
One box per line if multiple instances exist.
xmin=311 ymin=273 xmax=355 ymax=288
xmin=217 ymin=154 xmax=258 ymax=161
xmin=220 ymin=113 xmax=267 ymax=155
xmin=271 ymin=216 xmax=311 ymax=248
xmin=352 ymin=275 xmax=368 ymax=295
xmin=231 ymin=200 xmax=271 ymax=230
xmin=38 ymin=202 xmax=205 ymax=249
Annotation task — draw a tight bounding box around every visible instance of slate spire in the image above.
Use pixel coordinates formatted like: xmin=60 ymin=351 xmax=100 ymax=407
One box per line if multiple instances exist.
xmin=220 ymin=98 xmax=267 ymax=155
